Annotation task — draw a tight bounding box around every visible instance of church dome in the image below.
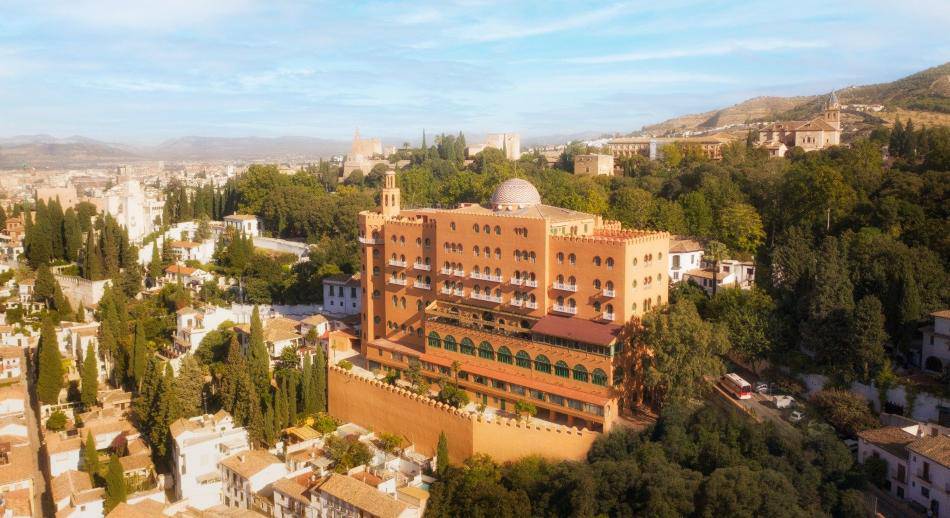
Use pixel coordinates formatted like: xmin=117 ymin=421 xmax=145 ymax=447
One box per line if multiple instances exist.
xmin=490 ymin=178 xmax=541 ymax=211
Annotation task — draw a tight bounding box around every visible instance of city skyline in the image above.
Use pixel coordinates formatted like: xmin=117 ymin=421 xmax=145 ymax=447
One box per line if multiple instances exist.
xmin=1 ymin=0 xmax=948 ymax=143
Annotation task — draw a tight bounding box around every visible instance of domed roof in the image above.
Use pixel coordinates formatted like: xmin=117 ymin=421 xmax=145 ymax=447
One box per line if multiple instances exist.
xmin=490 ymin=178 xmax=541 ymax=211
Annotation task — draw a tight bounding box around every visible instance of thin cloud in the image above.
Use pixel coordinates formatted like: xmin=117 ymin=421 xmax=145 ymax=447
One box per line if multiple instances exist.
xmin=568 ymin=39 xmax=829 ymax=64
xmin=458 ymin=2 xmax=634 ymax=42
xmin=36 ymin=0 xmax=256 ymax=30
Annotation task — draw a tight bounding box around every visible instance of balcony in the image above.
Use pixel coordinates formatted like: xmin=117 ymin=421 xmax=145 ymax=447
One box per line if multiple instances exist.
xmin=525 ymin=280 xmax=538 ymax=288
xmin=471 ymin=292 xmax=503 ymax=304
xmin=552 ymin=304 xmax=577 ymax=315
xmin=440 ymin=287 xmax=453 ymax=295
xmin=453 ymin=288 xmax=464 ymax=296
xmin=358 ymin=236 xmax=382 ymax=245
xmin=413 ymin=282 xmax=431 ymax=290
xmin=388 ymin=278 xmax=407 ymax=286
xmin=553 ymin=283 xmax=578 ymax=292
xmin=510 ymin=299 xmax=523 ymax=307
xmin=413 ymin=262 xmax=431 ymax=271
xmin=440 ymin=267 xmax=453 ymax=275
xmin=453 ymin=269 xmax=465 ymax=277
xmin=388 ymin=259 xmax=407 ymax=267
xmin=602 ymin=312 xmax=615 ymax=321
xmin=510 ymin=278 xmax=524 ymax=286
xmin=525 ymin=301 xmax=539 ymax=309
xmin=602 ymin=289 xmax=615 ymax=297
xmin=471 ymin=272 xmax=504 ymax=283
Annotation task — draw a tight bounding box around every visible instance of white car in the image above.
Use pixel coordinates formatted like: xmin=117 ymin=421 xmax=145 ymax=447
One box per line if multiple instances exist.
xmin=789 ymin=410 xmax=805 ymax=423
xmin=755 ymin=382 xmax=769 ymax=394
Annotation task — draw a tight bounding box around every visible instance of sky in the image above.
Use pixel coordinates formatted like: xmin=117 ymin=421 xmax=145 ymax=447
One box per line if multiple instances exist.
xmin=0 ymin=0 xmax=948 ymax=144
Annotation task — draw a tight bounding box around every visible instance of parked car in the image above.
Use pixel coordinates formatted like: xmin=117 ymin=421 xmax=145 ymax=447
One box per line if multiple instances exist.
xmin=755 ymin=382 xmax=769 ymax=394
xmin=789 ymin=410 xmax=805 ymax=423
xmin=774 ymin=395 xmax=796 ymax=409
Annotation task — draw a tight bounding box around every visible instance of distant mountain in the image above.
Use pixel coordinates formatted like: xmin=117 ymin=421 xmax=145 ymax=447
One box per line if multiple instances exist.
xmin=0 ymin=135 xmax=138 ymax=168
xmin=148 ymin=136 xmax=348 ymax=160
xmin=642 ymin=62 xmax=950 ymax=135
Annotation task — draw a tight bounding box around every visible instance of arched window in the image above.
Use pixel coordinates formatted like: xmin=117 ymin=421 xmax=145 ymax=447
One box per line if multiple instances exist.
xmin=443 ymin=335 xmax=457 ymax=352
xmin=473 ymin=266 xmax=480 ymax=275
xmin=478 ymin=341 xmax=494 ymax=360
xmin=592 ymin=369 xmax=607 ymax=386
xmin=534 ymin=354 xmax=551 ymax=374
xmin=497 ymin=346 xmax=513 ymax=364
xmin=594 ymin=256 xmax=601 ymax=266
xmin=568 ymin=253 xmax=576 ymax=265
xmin=460 ymin=338 xmax=475 ymax=355
xmin=573 ymin=364 xmax=589 ymax=382
xmin=391 ymin=295 xmax=397 ymax=306
xmin=606 ymin=257 xmax=614 ymax=269
xmin=483 ymin=224 xmax=490 ymax=234
xmin=473 ymin=224 xmax=480 ymax=233
xmin=529 ymin=252 xmax=536 ymax=263
xmin=593 ymin=301 xmax=601 ymax=312
xmin=568 ymin=298 xmax=576 ymax=309
xmin=494 ymin=247 xmax=501 ymax=259
xmin=568 ymin=275 xmax=576 ymax=287
xmin=593 ymin=279 xmax=601 ymax=290
xmin=605 ymin=303 xmax=614 ymax=314
xmin=494 ymin=226 xmax=501 ymax=235
xmin=555 ymin=361 xmax=570 ymax=378
xmin=557 ymin=274 xmax=564 ymax=284
xmin=428 ymin=331 xmax=441 ymax=348
xmin=556 ymin=252 xmax=564 ymax=264
xmin=494 ymin=268 xmax=501 ymax=277
xmin=515 ymin=350 xmax=531 ymax=369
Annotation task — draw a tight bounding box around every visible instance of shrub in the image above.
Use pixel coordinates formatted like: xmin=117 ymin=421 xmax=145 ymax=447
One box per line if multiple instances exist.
xmin=810 ymin=389 xmax=878 ymax=437
xmin=338 ymin=359 xmax=353 ymax=371
xmin=46 ymin=410 xmax=67 ymax=431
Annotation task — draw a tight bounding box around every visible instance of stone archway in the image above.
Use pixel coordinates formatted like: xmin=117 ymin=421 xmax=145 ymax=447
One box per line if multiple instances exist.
xmin=924 ymin=356 xmax=944 ymax=373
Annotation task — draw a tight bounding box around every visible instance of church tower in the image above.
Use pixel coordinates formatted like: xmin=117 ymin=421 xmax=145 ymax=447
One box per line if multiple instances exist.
xmin=823 ymin=91 xmax=841 ymax=130
xmin=381 ymin=169 xmax=400 ymax=218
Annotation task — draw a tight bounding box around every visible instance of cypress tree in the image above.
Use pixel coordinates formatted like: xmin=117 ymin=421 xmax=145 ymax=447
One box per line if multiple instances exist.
xmin=76 ymin=304 xmax=85 ymax=323
xmin=300 ymin=354 xmax=313 ymax=417
xmin=285 ymin=376 xmax=298 ymax=424
xmin=148 ymin=242 xmax=162 ymax=282
xmin=247 ymin=306 xmax=270 ymax=402
xmin=34 ymin=264 xmax=57 ymax=303
xmin=134 ymin=357 xmax=161 ymax=427
xmin=436 ymin=431 xmax=449 ymax=475
xmin=82 ymin=431 xmax=99 ymax=483
xmin=104 ymin=454 xmax=126 ymax=512
xmin=274 ymin=384 xmax=288 ymax=432
xmin=219 ymin=336 xmax=245 ymax=414
xmin=120 ymin=243 xmax=142 ymax=296
xmin=80 ymin=344 xmax=99 ymax=408
xmin=852 ymin=295 xmax=888 ymax=382
xmin=148 ymin=363 xmax=178 ymax=457
xmin=82 ymin=229 xmax=104 ymax=281
xmin=312 ymin=347 xmax=326 ymax=413
xmin=174 ymin=355 xmax=205 ymax=418
xmin=63 ymin=208 xmax=82 ymax=262
xmin=131 ymin=321 xmax=147 ymax=389
xmin=36 ymin=320 xmax=64 ymax=404
xmin=263 ymin=398 xmax=276 ymax=446
xmin=49 ymin=197 xmax=65 ymax=260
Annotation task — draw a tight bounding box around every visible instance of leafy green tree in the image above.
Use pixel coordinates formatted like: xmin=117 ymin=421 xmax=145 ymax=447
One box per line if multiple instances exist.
xmin=699 ymin=465 xmax=806 ymax=517
xmin=36 ymin=319 xmax=64 ymax=404
xmin=717 ymin=203 xmax=764 ymax=256
xmin=810 ymin=389 xmax=878 ymax=437
xmin=80 ymin=344 xmax=99 ymax=408
xmin=851 ymin=295 xmax=888 ymax=382
xmin=703 ymin=240 xmax=728 ymax=296
xmin=46 ymin=411 xmax=67 ymax=431
xmin=707 ymin=288 xmax=776 ymax=373
xmin=641 ymin=300 xmax=727 ymax=408
xmin=104 ymin=454 xmax=127 ymax=512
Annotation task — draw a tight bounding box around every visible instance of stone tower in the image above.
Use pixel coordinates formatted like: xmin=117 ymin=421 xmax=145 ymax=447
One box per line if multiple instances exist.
xmin=381 ymin=169 xmax=400 ymax=218
xmin=823 ymin=91 xmax=841 ymax=130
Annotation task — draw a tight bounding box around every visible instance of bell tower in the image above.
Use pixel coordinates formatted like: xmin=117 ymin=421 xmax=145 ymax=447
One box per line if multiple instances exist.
xmin=823 ymin=91 xmax=840 ymax=130
xmin=381 ymin=170 xmax=400 ymax=218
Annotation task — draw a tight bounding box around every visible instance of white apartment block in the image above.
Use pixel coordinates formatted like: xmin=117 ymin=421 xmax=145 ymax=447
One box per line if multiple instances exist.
xmin=683 ymin=258 xmax=755 ymax=295
xmin=170 ymin=411 xmax=250 ymax=510
xmin=223 ymin=214 xmax=260 ymax=237
xmin=922 ymin=310 xmax=950 ymax=374
xmin=219 ymin=449 xmax=287 ymax=510
xmin=174 ymin=305 xmax=237 ymax=356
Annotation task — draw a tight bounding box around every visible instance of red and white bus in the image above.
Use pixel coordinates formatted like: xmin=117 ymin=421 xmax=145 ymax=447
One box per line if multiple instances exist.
xmin=721 ymin=373 xmax=752 ymax=400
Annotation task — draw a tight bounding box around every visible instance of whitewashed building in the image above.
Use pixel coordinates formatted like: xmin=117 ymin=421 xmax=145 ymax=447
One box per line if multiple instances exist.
xmin=921 ymin=310 xmax=950 ymax=374
xmin=170 ymin=411 xmax=249 ymax=510
xmin=668 ymin=237 xmax=704 ymax=283
xmin=219 ymin=449 xmax=287 ymax=510
xmin=322 ymin=273 xmax=361 ymax=317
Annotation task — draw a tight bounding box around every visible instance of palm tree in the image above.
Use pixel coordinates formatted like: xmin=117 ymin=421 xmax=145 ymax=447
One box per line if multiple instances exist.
xmin=451 ymin=360 xmax=461 ymax=387
xmin=705 ymin=240 xmax=728 ymax=296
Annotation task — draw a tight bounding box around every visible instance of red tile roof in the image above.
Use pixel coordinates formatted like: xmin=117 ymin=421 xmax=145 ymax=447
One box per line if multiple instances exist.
xmin=531 ymin=314 xmax=621 ymax=346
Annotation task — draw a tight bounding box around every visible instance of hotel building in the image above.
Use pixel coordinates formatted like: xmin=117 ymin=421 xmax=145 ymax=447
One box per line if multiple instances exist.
xmin=357 ymin=173 xmax=669 ymax=431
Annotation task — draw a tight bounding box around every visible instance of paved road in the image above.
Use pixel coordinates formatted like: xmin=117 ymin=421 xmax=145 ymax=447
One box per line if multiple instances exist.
xmin=24 ymin=351 xmax=53 ymax=518
xmin=710 ymin=382 xmax=800 ymax=437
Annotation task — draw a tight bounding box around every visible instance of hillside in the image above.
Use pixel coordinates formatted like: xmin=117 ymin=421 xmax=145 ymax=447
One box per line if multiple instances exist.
xmin=148 ymin=136 xmax=347 ymax=160
xmin=642 ymin=62 xmax=950 ymax=135
xmin=0 ymin=136 xmax=137 ymax=168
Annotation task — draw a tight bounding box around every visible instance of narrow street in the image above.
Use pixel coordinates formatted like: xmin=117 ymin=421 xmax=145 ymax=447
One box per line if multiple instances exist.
xmin=24 ymin=351 xmax=53 ymax=518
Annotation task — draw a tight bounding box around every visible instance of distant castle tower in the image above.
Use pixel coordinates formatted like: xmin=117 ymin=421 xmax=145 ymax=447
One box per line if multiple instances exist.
xmin=381 ymin=170 xmax=400 ymax=218
xmin=823 ymin=91 xmax=841 ymax=130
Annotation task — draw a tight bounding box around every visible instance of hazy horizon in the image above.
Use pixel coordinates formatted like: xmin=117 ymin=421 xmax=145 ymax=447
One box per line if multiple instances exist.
xmin=2 ymin=1 xmax=948 ymax=143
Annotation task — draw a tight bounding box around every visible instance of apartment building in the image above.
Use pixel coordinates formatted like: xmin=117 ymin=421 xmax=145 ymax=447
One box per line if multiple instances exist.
xmin=323 ymin=273 xmax=362 ymax=317
xmin=357 ymin=174 xmax=669 ymax=431
xmin=572 ymin=154 xmax=614 ymax=176
xmin=219 ymin=450 xmax=287 ymax=510
xmin=170 ymin=410 xmax=250 ymax=510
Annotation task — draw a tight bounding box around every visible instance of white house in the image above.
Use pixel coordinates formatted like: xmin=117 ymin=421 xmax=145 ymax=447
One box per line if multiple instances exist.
xmin=322 ymin=273 xmax=361 ymax=317
xmin=174 ymin=305 xmax=236 ymax=357
xmin=219 ymin=449 xmax=287 ymax=510
xmin=921 ymin=310 xmax=950 ymax=374
xmin=0 ymin=384 xmax=27 ymax=419
xmin=235 ymin=316 xmax=302 ymax=366
xmin=46 ymin=433 xmax=82 ymax=477
xmin=223 ymin=214 xmax=260 ymax=237
xmin=51 ymin=470 xmax=105 ymax=518
xmin=683 ymin=258 xmax=755 ymax=295
xmin=310 ymin=473 xmax=417 ymax=518
xmin=858 ymin=420 xmax=950 ymax=515
xmin=168 ymin=240 xmax=215 ymax=264
xmin=164 ymin=264 xmax=212 ymax=289
xmin=0 ymin=347 xmax=23 ymax=380
xmin=668 ymin=237 xmax=704 ymax=283
xmin=170 ymin=411 xmax=250 ymax=510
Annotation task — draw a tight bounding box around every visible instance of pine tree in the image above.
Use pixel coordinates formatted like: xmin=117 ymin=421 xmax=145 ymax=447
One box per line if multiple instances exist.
xmin=36 ymin=320 xmax=64 ymax=404
xmin=131 ymin=321 xmax=147 ymax=389
xmin=312 ymin=347 xmax=326 ymax=413
xmin=82 ymin=431 xmax=99 ymax=483
xmin=104 ymin=454 xmax=126 ymax=512
xmin=247 ymin=306 xmax=270 ymax=403
xmin=436 ymin=431 xmax=449 ymax=475
xmin=80 ymin=344 xmax=99 ymax=408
